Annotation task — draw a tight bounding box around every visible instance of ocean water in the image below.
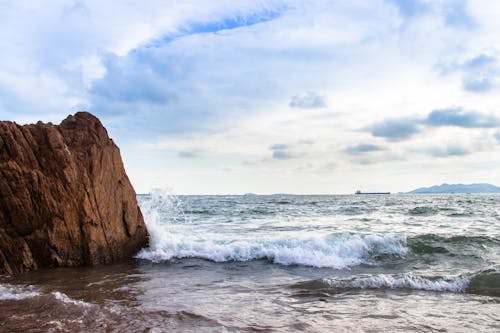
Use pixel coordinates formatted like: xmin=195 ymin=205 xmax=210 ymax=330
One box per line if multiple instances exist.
xmin=1 ymin=192 xmax=499 ymax=332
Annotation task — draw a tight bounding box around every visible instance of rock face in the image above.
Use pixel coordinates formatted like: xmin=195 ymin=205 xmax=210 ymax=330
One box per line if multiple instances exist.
xmin=0 ymin=112 xmax=148 ymax=274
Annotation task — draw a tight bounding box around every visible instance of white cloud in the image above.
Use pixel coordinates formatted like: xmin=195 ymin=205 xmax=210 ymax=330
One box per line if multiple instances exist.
xmin=289 ymin=91 xmax=327 ymax=109
xmin=1 ymin=0 xmax=500 ymax=193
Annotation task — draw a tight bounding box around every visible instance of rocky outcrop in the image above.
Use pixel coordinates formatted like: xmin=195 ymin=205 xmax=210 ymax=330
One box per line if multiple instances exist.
xmin=0 ymin=112 xmax=148 ymax=274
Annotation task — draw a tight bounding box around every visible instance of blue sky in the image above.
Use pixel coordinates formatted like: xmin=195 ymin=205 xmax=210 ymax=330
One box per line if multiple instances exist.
xmin=1 ymin=0 xmax=499 ymax=194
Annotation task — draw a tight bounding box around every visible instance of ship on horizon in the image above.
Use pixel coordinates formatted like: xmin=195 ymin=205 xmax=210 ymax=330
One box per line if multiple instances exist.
xmin=355 ymin=190 xmax=391 ymax=195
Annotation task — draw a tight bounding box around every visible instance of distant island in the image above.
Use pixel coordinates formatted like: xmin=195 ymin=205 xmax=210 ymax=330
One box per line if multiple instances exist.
xmin=407 ymin=183 xmax=500 ymax=194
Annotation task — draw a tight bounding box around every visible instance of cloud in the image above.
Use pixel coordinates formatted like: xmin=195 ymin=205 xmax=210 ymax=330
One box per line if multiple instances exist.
xmin=272 ymin=150 xmax=297 ymax=160
xmin=426 ymin=107 xmax=499 ymax=128
xmin=2 ymin=0 xmax=500 ymax=194
xmin=368 ymin=118 xmax=421 ymax=141
xmin=495 ymin=131 xmax=500 ymax=143
xmin=367 ymin=107 xmax=499 ymax=142
xmin=289 ymin=91 xmax=327 ymax=109
xmin=354 ymin=159 xmax=375 ymax=165
xmin=387 ymin=0 xmax=429 ymax=18
xmin=270 ymin=143 xmax=290 ymax=150
xmin=424 ymin=145 xmax=471 ymax=158
xmin=462 ymin=54 xmax=496 ymax=69
xmin=91 ymin=53 xmax=176 ymax=105
xmin=388 ymin=0 xmax=476 ymax=28
xmin=462 ymin=78 xmax=493 ymax=92
xmin=148 ymin=6 xmax=286 ymax=47
xmin=444 ymin=0 xmax=477 ymax=28
xmin=344 ymin=143 xmax=385 ymax=155
xmin=298 ymin=139 xmax=314 ymax=145
xmin=0 ymin=1 xmax=292 ymax=127
xmin=269 ymin=142 xmax=304 ymax=160
xmin=438 ymin=52 xmax=498 ymax=93
xmin=178 ymin=149 xmax=204 ymax=158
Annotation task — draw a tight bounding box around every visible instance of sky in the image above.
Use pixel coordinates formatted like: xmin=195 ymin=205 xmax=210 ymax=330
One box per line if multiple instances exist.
xmin=1 ymin=0 xmax=500 ymax=194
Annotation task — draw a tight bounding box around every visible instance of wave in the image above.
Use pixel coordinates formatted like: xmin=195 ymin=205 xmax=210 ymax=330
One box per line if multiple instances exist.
xmin=337 ymin=206 xmax=375 ymax=215
xmin=137 ymin=191 xmax=499 ymax=268
xmin=0 ymin=283 xmax=40 ymax=301
xmin=137 ymin=190 xmax=406 ymax=268
xmin=408 ymin=206 xmax=439 ymax=216
xmin=51 ymin=291 xmax=93 ymax=308
xmin=293 ymin=274 xmax=469 ymax=293
xmin=292 ymin=270 xmax=500 ymax=296
xmin=412 ymin=234 xmax=499 ymax=244
xmin=0 ymin=283 xmax=94 ymax=308
xmin=407 ymin=234 xmax=499 ymax=255
xmin=136 ymin=232 xmax=407 ymax=268
xmin=136 ymin=228 xmax=498 ymax=268
xmin=467 ymin=270 xmax=500 ymax=297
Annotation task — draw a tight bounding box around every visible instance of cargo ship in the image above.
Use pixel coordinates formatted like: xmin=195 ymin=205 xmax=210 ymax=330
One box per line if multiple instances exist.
xmin=355 ymin=190 xmax=390 ymax=195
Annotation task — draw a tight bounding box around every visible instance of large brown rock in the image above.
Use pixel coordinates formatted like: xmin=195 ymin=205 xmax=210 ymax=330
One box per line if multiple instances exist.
xmin=0 ymin=112 xmax=148 ymax=274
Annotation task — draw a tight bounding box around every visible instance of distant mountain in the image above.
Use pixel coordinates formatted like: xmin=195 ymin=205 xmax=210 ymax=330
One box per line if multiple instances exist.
xmin=407 ymin=183 xmax=500 ymax=194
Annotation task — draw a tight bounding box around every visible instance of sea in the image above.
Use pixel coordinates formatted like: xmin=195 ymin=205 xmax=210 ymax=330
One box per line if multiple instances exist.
xmin=1 ymin=191 xmax=499 ymax=332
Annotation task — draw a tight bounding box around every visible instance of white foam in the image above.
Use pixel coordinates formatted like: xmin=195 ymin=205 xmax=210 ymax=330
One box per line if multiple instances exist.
xmin=137 ymin=191 xmax=409 ymax=268
xmin=325 ymin=273 xmax=470 ymax=292
xmin=0 ymin=283 xmax=40 ymax=301
xmin=52 ymin=291 xmax=92 ymax=307
xmin=137 ymin=229 xmax=407 ymax=269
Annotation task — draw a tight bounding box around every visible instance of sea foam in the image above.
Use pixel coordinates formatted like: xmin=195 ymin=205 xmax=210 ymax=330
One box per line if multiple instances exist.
xmin=51 ymin=291 xmax=93 ymax=308
xmin=324 ymin=273 xmax=470 ymax=292
xmin=136 ymin=232 xmax=407 ymax=268
xmin=294 ymin=273 xmax=471 ymax=293
xmin=0 ymin=283 xmax=40 ymax=301
xmin=136 ymin=190 xmax=408 ymax=268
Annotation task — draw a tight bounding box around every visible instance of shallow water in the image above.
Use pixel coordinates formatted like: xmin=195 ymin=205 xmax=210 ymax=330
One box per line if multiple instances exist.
xmin=1 ymin=193 xmax=499 ymax=332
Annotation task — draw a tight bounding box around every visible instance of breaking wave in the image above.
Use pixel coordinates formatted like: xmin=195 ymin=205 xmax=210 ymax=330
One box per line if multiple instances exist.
xmin=51 ymin=291 xmax=93 ymax=308
xmin=293 ymin=270 xmax=500 ymax=296
xmin=136 ymin=189 xmax=407 ymax=268
xmin=0 ymin=283 xmax=94 ymax=308
xmin=0 ymin=283 xmax=40 ymax=301
xmin=136 ymin=232 xmax=407 ymax=268
xmin=136 ymin=190 xmax=500 ymax=269
xmin=293 ymin=274 xmax=470 ymax=293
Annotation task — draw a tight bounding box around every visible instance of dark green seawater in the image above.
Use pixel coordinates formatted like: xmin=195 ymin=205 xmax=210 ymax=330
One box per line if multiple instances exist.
xmin=1 ymin=193 xmax=499 ymax=332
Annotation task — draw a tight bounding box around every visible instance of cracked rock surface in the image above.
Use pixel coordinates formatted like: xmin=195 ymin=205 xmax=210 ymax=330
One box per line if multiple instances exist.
xmin=0 ymin=112 xmax=148 ymax=274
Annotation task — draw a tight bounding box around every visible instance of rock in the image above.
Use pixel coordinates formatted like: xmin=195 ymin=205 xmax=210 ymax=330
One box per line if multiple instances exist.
xmin=0 ymin=112 xmax=148 ymax=274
